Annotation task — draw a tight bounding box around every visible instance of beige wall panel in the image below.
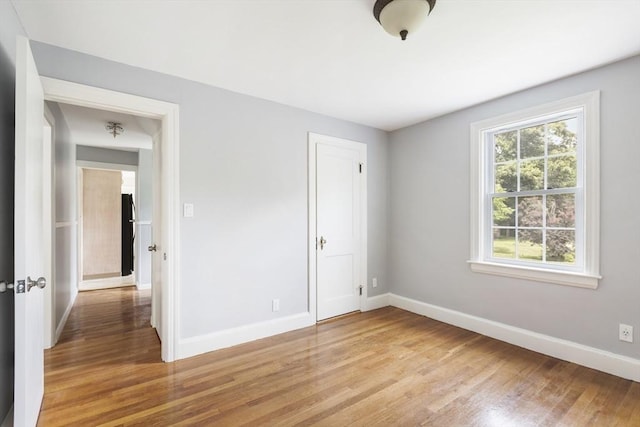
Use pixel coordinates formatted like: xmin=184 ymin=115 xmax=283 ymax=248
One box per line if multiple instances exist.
xmin=82 ymin=169 xmax=121 ymax=278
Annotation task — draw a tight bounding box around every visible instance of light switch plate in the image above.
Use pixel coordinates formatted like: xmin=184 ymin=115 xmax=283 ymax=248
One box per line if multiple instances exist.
xmin=183 ymin=203 xmax=194 ymax=218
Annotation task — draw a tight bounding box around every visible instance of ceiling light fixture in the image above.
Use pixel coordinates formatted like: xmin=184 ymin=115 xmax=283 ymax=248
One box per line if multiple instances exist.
xmin=373 ymin=0 xmax=436 ymax=41
xmin=105 ymin=121 xmax=124 ymax=138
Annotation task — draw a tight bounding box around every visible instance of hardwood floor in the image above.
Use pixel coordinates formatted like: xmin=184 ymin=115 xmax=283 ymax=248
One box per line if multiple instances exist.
xmin=40 ymin=287 xmax=639 ymax=426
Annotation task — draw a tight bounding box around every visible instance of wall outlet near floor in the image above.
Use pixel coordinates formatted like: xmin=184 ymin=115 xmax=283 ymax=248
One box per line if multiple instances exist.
xmin=372 ymin=277 xmax=378 ymax=288
xmin=619 ymin=324 xmax=633 ymax=343
xmin=272 ymin=299 xmax=280 ymax=312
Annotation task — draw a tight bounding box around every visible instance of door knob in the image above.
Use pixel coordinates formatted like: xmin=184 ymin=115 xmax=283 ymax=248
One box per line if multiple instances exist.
xmin=319 ymin=236 xmax=327 ymax=250
xmin=0 ymin=281 xmax=14 ymax=293
xmin=148 ymin=244 xmax=157 ymax=252
xmin=27 ymin=276 xmax=46 ymax=292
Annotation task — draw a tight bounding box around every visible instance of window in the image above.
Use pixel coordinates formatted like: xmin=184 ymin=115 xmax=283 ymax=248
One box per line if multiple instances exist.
xmin=469 ymin=92 xmax=600 ymax=288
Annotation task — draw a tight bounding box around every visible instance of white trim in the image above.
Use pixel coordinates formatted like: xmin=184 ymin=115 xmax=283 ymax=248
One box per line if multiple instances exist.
xmin=308 ymin=137 xmax=318 ymax=322
xmin=43 ymin=103 xmax=55 ymax=350
xmin=41 ymin=77 xmax=172 ymax=119
xmin=469 ymin=91 xmax=600 ymax=288
xmin=583 ymin=92 xmax=600 ymax=279
xmin=54 ymin=287 xmax=77 ymax=345
xmin=1 ymin=405 xmax=13 ymax=427
xmin=308 ymin=132 xmax=368 ymax=322
xmin=163 ymin=102 xmax=181 ymax=362
xmin=178 ymin=313 xmax=314 ymax=360
xmin=77 ymin=163 xmax=139 ymax=292
xmin=468 ymin=261 xmax=601 ymax=289
xmin=363 ymin=293 xmax=390 ymax=311
xmin=172 ymin=290 xmax=639 ymax=382
xmin=76 ymin=160 xmax=137 ymax=172
xmin=388 ymin=294 xmax=640 ymax=382
xmin=79 ymin=275 xmax=135 ymax=291
xmin=135 ymin=222 xmax=151 ymax=291
xmin=76 ymin=168 xmax=83 ymax=293
xmin=42 ymin=76 xmax=181 ymax=362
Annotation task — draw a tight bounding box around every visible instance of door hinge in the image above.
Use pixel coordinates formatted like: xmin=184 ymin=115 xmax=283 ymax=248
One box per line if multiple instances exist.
xmin=359 ymin=285 xmax=363 ymax=296
xmin=359 ymin=163 xmax=363 ymax=174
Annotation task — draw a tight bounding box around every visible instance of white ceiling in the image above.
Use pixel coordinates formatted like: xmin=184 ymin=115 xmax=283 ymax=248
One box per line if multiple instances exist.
xmin=56 ymin=103 xmax=160 ymax=151
xmin=13 ymin=0 xmax=640 ymax=131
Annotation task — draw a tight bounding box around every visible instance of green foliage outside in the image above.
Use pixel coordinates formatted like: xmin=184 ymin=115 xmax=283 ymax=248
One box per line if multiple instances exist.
xmin=492 ymin=119 xmax=577 ymax=263
xmin=493 ymin=236 xmax=541 ymax=261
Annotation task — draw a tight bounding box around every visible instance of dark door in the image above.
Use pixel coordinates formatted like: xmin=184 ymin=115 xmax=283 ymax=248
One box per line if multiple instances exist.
xmin=121 ymin=193 xmax=135 ymax=276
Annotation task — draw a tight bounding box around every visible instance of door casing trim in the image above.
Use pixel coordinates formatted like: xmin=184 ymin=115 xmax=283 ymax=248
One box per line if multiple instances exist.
xmin=42 ymin=103 xmax=55 ymax=349
xmin=41 ymin=76 xmax=180 ymax=362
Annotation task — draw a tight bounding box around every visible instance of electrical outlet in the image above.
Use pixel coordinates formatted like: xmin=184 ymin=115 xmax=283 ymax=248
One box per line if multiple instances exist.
xmin=619 ymin=324 xmax=633 ymax=343
xmin=372 ymin=277 xmax=378 ymax=288
xmin=272 ymin=299 xmax=280 ymax=312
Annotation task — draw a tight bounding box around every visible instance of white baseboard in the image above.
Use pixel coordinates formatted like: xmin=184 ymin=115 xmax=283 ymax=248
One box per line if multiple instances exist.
xmin=174 ymin=291 xmax=639 ymax=382
xmin=79 ymin=275 xmax=135 ymax=291
xmin=54 ymin=289 xmax=77 ymax=344
xmin=136 ymin=282 xmax=151 ymax=290
xmin=1 ymin=405 xmax=13 ymax=427
xmin=177 ymin=312 xmax=315 ymax=360
xmin=363 ymin=293 xmax=390 ymax=311
xmin=388 ymin=293 xmax=640 ymax=382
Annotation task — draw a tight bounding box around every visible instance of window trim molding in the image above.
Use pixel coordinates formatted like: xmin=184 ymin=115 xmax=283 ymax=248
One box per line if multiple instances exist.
xmin=469 ymin=91 xmax=601 ymax=288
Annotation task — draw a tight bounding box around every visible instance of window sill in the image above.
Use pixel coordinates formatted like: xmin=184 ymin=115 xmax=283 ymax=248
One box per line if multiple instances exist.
xmin=468 ymin=261 xmax=601 ymax=289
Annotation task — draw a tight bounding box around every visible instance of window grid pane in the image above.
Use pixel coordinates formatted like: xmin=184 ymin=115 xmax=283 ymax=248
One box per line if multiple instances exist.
xmin=490 ymin=114 xmax=579 ymax=267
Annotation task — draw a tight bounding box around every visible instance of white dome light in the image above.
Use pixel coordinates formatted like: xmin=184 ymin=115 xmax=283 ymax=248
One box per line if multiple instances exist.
xmin=373 ymin=0 xmax=436 ymax=40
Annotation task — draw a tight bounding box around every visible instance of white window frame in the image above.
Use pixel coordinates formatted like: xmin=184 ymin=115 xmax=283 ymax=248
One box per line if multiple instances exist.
xmin=469 ymin=91 xmax=601 ymax=289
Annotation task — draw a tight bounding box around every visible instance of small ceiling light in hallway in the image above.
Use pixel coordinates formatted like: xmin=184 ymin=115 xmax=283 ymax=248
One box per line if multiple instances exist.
xmin=105 ymin=121 xmax=124 ymax=138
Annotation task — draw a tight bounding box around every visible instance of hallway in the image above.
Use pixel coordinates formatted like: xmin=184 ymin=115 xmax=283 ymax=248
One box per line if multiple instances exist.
xmin=40 ymin=287 xmax=161 ymax=425
xmin=39 ymin=288 xmax=640 ymax=426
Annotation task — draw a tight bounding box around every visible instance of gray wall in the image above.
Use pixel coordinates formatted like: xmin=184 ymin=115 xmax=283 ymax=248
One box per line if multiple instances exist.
xmin=76 ymin=144 xmax=138 ymax=166
xmin=137 ymin=149 xmax=153 ymax=220
xmin=0 ymin=2 xmax=24 ymax=421
xmin=31 ymin=42 xmax=390 ymax=339
xmin=389 ymin=55 xmax=640 ymax=359
xmin=46 ymin=101 xmax=78 ymax=330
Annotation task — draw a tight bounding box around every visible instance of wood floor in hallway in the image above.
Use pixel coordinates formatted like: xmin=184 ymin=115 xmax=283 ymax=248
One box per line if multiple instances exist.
xmin=39 ymin=287 xmax=639 ymax=426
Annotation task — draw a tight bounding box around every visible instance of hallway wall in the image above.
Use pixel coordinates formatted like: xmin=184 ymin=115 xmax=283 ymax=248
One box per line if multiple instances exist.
xmin=82 ymin=169 xmax=122 ymax=279
xmin=77 ymin=144 xmax=138 ymax=165
xmin=44 ymin=101 xmax=78 ymax=336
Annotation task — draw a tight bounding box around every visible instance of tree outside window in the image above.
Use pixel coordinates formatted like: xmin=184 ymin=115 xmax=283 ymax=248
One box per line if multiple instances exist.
xmin=490 ymin=117 xmax=579 ymax=265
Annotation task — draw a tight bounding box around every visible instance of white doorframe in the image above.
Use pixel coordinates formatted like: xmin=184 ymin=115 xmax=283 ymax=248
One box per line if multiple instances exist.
xmin=42 ymin=104 xmax=55 ymax=349
xmin=41 ymin=77 xmax=181 ymax=362
xmin=75 ymin=162 xmax=138 ymax=291
xmin=308 ymin=132 xmax=367 ymax=322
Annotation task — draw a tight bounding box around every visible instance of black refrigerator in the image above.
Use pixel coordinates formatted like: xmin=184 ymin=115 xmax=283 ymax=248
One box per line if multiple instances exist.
xmin=121 ymin=193 xmax=135 ymax=276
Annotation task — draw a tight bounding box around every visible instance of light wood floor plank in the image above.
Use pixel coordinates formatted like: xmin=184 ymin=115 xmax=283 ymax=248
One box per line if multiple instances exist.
xmin=39 ymin=287 xmax=639 ymax=426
